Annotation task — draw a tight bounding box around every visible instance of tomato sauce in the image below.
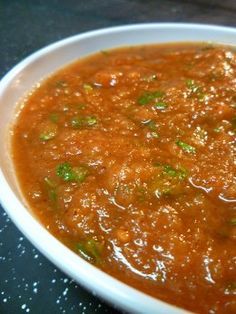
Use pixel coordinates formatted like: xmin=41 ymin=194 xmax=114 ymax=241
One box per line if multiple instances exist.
xmin=12 ymin=43 xmax=236 ymax=313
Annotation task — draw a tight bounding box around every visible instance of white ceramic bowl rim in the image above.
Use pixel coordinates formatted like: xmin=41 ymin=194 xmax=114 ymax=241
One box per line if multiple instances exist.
xmin=1 ymin=23 xmax=236 ymax=314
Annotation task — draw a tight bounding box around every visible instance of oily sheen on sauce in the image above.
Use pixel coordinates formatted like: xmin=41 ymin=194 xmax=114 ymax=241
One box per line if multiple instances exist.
xmin=12 ymin=43 xmax=236 ymax=313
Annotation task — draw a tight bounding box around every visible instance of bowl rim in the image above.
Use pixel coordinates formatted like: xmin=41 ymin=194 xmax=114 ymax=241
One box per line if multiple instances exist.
xmin=1 ymin=22 xmax=236 ymax=314
xmin=2 ymin=22 xmax=236 ymax=81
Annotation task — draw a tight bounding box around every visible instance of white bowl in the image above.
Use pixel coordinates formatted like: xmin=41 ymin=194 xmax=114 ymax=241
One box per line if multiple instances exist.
xmin=0 ymin=23 xmax=236 ymax=314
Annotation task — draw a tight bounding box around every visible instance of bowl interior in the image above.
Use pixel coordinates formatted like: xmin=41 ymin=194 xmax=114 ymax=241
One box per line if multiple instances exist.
xmin=0 ymin=23 xmax=236 ymax=314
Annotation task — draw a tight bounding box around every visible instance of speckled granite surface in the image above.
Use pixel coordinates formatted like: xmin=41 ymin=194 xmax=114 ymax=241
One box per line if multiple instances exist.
xmin=0 ymin=1 xmax=236 ymax=313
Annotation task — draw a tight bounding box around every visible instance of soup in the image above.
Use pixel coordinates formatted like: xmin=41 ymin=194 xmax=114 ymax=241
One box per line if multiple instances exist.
xmin=12 ymin=43 xmax=236 ymax=313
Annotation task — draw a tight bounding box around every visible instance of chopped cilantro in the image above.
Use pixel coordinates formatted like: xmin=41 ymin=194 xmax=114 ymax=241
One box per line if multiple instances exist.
xmin=197 ymin=92 xmax=208 ymax=102
xmin=48 ymin=189 xmax=57 ymax=202
xmin=73 ymin=166 xmax=89 ymax=183
xmin=150 ymin=132 xmax=159 ymax=138
xmin=154 ymin=163 xmax=188 ymax=180
xmin=39 ymin=122 xmax=58 ymax=142
xmin=39 ymin=132 xmax=56 ymax=141
xmin=186 ymin=79 xmax=200 ymax=93
xmin=138 ymin=90 xmax=164 ymax=105
xmin=83 ymin=83 xmax=93 ymax=92
xmin=71 ymin=116 xmax=97 ymax=128
xmin=145 ymin=120 xmax=157 ymax=131
xmin=76 ymin=239 xmax=103 ymax=263
xmin=71 ymin=117 xmax=83 ymax=128
xmin=154 ymin=102 xmax=168 ymax=110
xmin=213 ymin=127 xmax=222 ymax=133
xmin=44 ymin=177 xmax=57 ymax=204
xmin=163 ymin=165 xmax=177 ymax=177
xmin=164 ymin=165 xmax=187 ymax=180
xmin=56 ymin=163 xmax=74 ymax=181
xmin=44 ymin=177 xmax=56 ymax=188
xmin=185 ymin=79 xmax=207 ymax=101
xmin=230 ymin=218 xmax=236 ymax=226
xmin=49 ymin=113 xmax=59 ymax=123
xmin=176 ymin=140 xmax=196 ymax=154
xmin=56 ymin=163 xmax=88 ymax=183
xmin=151 ymin=162 xmax=187 ymax=198
xmin=86 ymin=116 xmax=97 ymax=126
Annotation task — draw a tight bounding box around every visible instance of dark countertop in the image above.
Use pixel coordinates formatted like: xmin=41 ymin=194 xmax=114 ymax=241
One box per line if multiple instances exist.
xmin=0 ymin=1 xmax=235 ymax=313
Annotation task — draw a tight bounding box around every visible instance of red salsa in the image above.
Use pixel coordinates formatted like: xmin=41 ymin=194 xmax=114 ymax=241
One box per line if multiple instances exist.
xmin=12 ymin=43 xmax=236 ymax=313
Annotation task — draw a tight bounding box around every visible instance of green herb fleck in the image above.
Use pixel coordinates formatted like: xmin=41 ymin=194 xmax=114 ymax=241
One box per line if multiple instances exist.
xmin=186 ymin=79 xmax=200 ymax=93
xmin=48 ymin=189 xmax=57 ymax=202
xmin=186 ymin=79 xmax=207 ymax=101
xmin=72 ymin=166 xmax=89 ymax=183
xmin=176 ymin=140 xmax=196 ymax=154
xmin=71 ymin=116 xmax=97 ymax=128
xmin=213 ymin=127 xmax=222 ymax=133
xmin=163 ymin=165 xmax=177 ymax=177
xmin=83 ymin=83 xmax=93 ymax=92
xmin=154 ymin=102 xmax=168 ymax=110
xmin=44 ymin=177 xmax=56 ymax=188
xmin=138 ymin=91 xmax=164 ymax=105
xmin=49 ymin=113 xmax=59 ymax=123
xmin=56 ymin=163 xmax=74 ymax=181
xmin=56 ymin=163 xmax=88 ymax=183
xmin=163 ymin=165 xmax=188 ymax=180
xmin=39 ymin=129 xmax=57 ymax=141
xmin=154 ymin=163 xmax=188 ymax=180
xmin=152 ymin=162 xmax=188 ymax=198
xmin=71 ymin=117 xmax=83 ymax=128
xmin=44 ymin=177 xmax=57 ymax=204
xmin=76 ymin=239 xmax=103 ymax=263
xmin=40 ymin=132 xmax=56 ymax=141
xmin=150 ymin=132 xmax=159 ymax=138
xmin=39 ymin=123 xmax=57 ymax=142
xmin=86 ymin=116 xmax=97 ymax=126
xmin=198 ymin=93 xmax=208 ymax=102
xmin=145 ymin=120 xmax=157 ymax=131
xmin=230 ymin=218 xmax=236 ymax=226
